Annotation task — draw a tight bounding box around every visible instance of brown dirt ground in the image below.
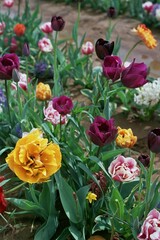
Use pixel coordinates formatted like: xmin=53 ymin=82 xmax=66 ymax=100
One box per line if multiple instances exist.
xmin=1 ymin=1 xmax=160 ymax=239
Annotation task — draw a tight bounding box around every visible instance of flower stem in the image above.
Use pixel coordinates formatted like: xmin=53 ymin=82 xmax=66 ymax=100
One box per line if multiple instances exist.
xmin=5 ymin=80 xmax=11 ymax=124
xmin=53 ymin=31 xmax=61 ymax=96
xmin=123 ymin=40 xmax=142 ymax=63
xmin=144 ymin=151 xmax=155 ymax=218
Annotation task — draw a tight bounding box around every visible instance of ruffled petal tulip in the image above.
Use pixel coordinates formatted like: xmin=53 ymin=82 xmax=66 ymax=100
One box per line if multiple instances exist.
xmin=52 ymin=95 xmax=73 ymax=115
xmin=13 ymin=23 xmax=26 ymax=37
xmin=51 ymin=16 xmax=65 ymax=31
xmin=0 ymin=53 xmax=19 ymax=80
xmin=148 ymin=128 xmax=160 ymax=153
xmin=95 ymin=38 xmax=114 ymax=60
xmin=116 ymin=127 xmax=137 ymax=148
xmin=137 ymin=209 xmax=160 ymax=240
xmin=108 ymin=155 xmax=140 ymax=182
xmin=87 ymin=116 xmax=117 ymax=147
xmin=121 ymin=59 xmax=148 ymax=88
xmin=0 ymin=22 xmax=6 ymax=35
xmin=6 ymin=129 xmax=62 ymax=183
xmin=103 ymin=55 xmax=122 ymax=82
xmin=36 ymin=82 xmax=52 ymax=101
xmin=38 ymin=37 xmax=53 ymax=52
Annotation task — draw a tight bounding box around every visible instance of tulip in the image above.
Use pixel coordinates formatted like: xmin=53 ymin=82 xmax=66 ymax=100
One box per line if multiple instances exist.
xmin=0 ymin=176 xmax=7 ymax=214
xmin=0 ymin=22 xmax=6 ymax=35
xmin=102 ymin=55 xmax=122 ymax=82
xmin=107 ymin=6 xmax=116 ymax=18
xmin=36 ymin=82 xmax=52 ymax=101
xmin=13 ymin=23 xmax=26 ymax=37
xmin=121 ymin=59 xmax=148 ymax=88
xmin=3 ymin=0 xmax=14 ymax=8
xmin=22 ymin=43 xmax=30 ymax=57
xmin=95 ymin=38 xmax=114 ymax=60
xmin=138 ymin=154 xmax=150 ymax=167
xmin=52 ymin=95 xmax=73 ymax=115
xmin=87 ymin=116 xmax=117 ymax=147
xmin=81 ymin=41 xmax=94 ymax=55
xmin=51 ymin=16 xmax=65 ymax=31
xmin=38 ymin=37 xmax=53 ymax=52
xmin=148 ymin=128 xmax=160 ymax=153
xmin=89 ymin=171 xmax=107 ymax=199
xmin=0 ymin=53 xmax=19 ymax=80
xmin=40 ymin=22 xmax=53 ymax=34
xmin=116 ymin=127 xmax=137 ymax=148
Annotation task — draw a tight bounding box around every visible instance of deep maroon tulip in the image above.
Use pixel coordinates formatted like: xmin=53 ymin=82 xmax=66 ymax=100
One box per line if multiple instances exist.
xmin=148 ymin=128 xmax=160 ymax=153
xmin=107 ymin=7 xmax=116 ymax=18
xmin=138 ymin=154 xmax=150 ymax=167
xmin=0 ymin=53 xmax=19 ymax=80
xmin=52 ymin=95 xmax=73 ymax=115
xmin=95 ymin=38 xmax=114 ymax=60
xmin=51 ymin=16 xmax=65 ymax=31
xmin=102 ymin=55 xmax=122 ymax=82
xmin=121 ymin=59 xmax=148 ymax=88
xmin=87 ymin=116 xmax=117 ymax=147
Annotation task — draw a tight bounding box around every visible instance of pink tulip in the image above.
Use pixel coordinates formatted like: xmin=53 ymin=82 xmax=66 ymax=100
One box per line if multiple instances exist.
xmin=38 ymin=37 xmax=53 ymax=52
xmin=40 ymin=22 xmax=53 ymax=34
xmin=138 ymin=209 xmax=160 ymax=239
xmin=108 ymin=155 xmax=140 ymax=182
xmin=44 ymin=101 xmax=68 ymax=125
xmin=11 ymin=72 xmax=30 ymax=91
xmin=3 ymin=0 xmax=14 ymax=8
xmin=0 ymin=22 xmax=5 ymax=35
xmin=81 ymin=41 xmax=94 ymax=55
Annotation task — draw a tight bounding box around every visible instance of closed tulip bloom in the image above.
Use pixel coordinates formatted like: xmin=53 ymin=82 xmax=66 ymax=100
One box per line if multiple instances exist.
xmin=0 ymin=53 xmax=19 ymax=80
xmin=103 ymin=55 xmax=122 ymax=82
xmin=13 ymin=23 xmax=26 ymax=37
xmin=22 ymin=43 xmax=30 ymax=57
xmin=148 ymin=128 xmax=160 ymax=153
xmin=87 ymin=116 xmax=117 ymax=147
xmin=81 ymin=41 xmax=94 ymax=55
xmin=95 ymin=38 xmax=114 ymax=60
xmin=52 ymin=95 xmax=73 ymax=115
xmin=107 ymin=6 xmax=116 ymax=18
xmin=0 ymin=22 xmax=6 ymax=35
xmin=121 ymin=59 xmax=148 ymax=88
xmin=3 ymin=0 xmax=14 ymax=8
xmin=116 ymin=127 xmax=137 ymax=148
xmin=40 ymin=22 xmax=53 ymax=34
xmin=51 ymin=16 xmax=65 ymax=31
xmin=36 ymin=82 xmax=52 ymax=101
xmin=138 ymin=154 xmax=150 ymax=167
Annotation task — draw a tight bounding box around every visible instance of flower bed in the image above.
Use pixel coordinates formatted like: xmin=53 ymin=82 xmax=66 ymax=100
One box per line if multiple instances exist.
xmin=0 ymin=1 xmax=160 ymax=240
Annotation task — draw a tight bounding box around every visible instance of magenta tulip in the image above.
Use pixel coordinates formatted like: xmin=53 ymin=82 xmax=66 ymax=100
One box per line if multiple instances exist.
xmin=102 ymin=55 xmax=122 ymax=82
xmin=121 ymin=59 xmax=148 ymax=88
xmin=52 ymin=95 xmax=73 ymax=115
xmin=0 ymin=53 xmax=19 ymax=80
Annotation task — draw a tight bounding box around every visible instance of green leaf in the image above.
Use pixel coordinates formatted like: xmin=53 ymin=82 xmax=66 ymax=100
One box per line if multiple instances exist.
xmin=102 ymin=149 xmax=126 ymax=162
xmin=0 ymin=146 xmax=13 ymax=156
xmin=109 ymin=187 xmax=124 ymax=220
xmin=55 ymin=172 xmax=83 ymax=224
xmin=69 ymin=225 xmax=85 ymax=240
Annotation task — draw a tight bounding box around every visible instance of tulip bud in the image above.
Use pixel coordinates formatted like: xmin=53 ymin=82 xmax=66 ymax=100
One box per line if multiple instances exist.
xmin=138 ymin=154 xmax=150 ymax=167
xmin=51 ymin=16 xmax=65 ymax=31
xmin=107 ymin=6 xmax=116 ymax=18
xmin=148 ymin=128 xmax=160 ymax=153
xmin=12 ymin=68 xmax=20 ymax=82
xmin=95 ymin=38 xmax=114 ymax=60
xmin=22 ymin=43 xmax=30 ymax=57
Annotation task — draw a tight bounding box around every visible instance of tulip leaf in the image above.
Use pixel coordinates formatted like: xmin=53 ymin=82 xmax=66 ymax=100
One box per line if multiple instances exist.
xmin=102 ymin=148 xmax=126 ymax=161
xmin=109 ymin=187 xmax=124 ymax=220
xmin=55 ymin=172 xmax=83 ymax=224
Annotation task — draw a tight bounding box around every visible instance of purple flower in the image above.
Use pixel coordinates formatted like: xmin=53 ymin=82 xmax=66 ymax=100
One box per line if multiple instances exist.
xmin=121 ymin=59 xmax=148 ymax=88
xmin=51 ymin=16 xmax=65 ymax=31
xmin=52 ymin=95 xmax=73 ymax=115
xmin=102 ymin=55 xmax=122 ymax=82
xmin=138 ymin=154 xmax=150 ymax=167
xmin=148 ymin=128 xmax=160 ymax=153
xmin=95 ymin=38 xmax=114 ymax=60
xmin=34 ymin=61 xmax=53 ymax=79
xmin=107 ymin=6 xmax=117 ymax=18
xmin=22 ymin=43 xmax=30 ymax=57
xmin=0 ymin=53 xmax=19 ymax=80
xmin=87 ymin=116 xmax=117 ymax=147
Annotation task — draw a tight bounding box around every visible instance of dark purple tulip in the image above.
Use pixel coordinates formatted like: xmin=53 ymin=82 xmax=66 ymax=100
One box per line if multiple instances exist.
xmin=95 ymin=38 xmax=114 ymax=60
xmin=87 ymin=116 xmax=117 ymax=147
xmin=107 ymin=7 xmax=116 ymax=18
xmin=138 ymin=154 xmax=150 ymax=167
xmin=121 ymin=59 xmax=148 ymax=88
xmin=148 ymin=128 xmax=160 ymax=153
xmin=0 ymin=53 xmax=19 ymax=80
xmin=22 ymin=43 xmax=30 ymax=57
xmin=51 ymin=16 xmax=65 ymax=31
xmin=52 ymin=95 xmax=73 ymax=115
xmin=102 ymin=55 xmax=122 ymax=82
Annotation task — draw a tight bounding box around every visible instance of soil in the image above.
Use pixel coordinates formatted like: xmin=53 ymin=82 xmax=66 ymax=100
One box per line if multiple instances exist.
xmin=1 ymin=1 xmax=160 ymax=239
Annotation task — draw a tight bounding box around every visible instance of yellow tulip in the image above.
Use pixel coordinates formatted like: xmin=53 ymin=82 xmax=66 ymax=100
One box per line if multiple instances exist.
xmin=86 ymin=191 xmax=97 ymax=204
xmin=116 ymin=127 xmax=137 ymax=148
xmin=6 ymin=129 xmax=62 ymax=183
xmin=36 ymin=82 xmax=52 ymax=101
